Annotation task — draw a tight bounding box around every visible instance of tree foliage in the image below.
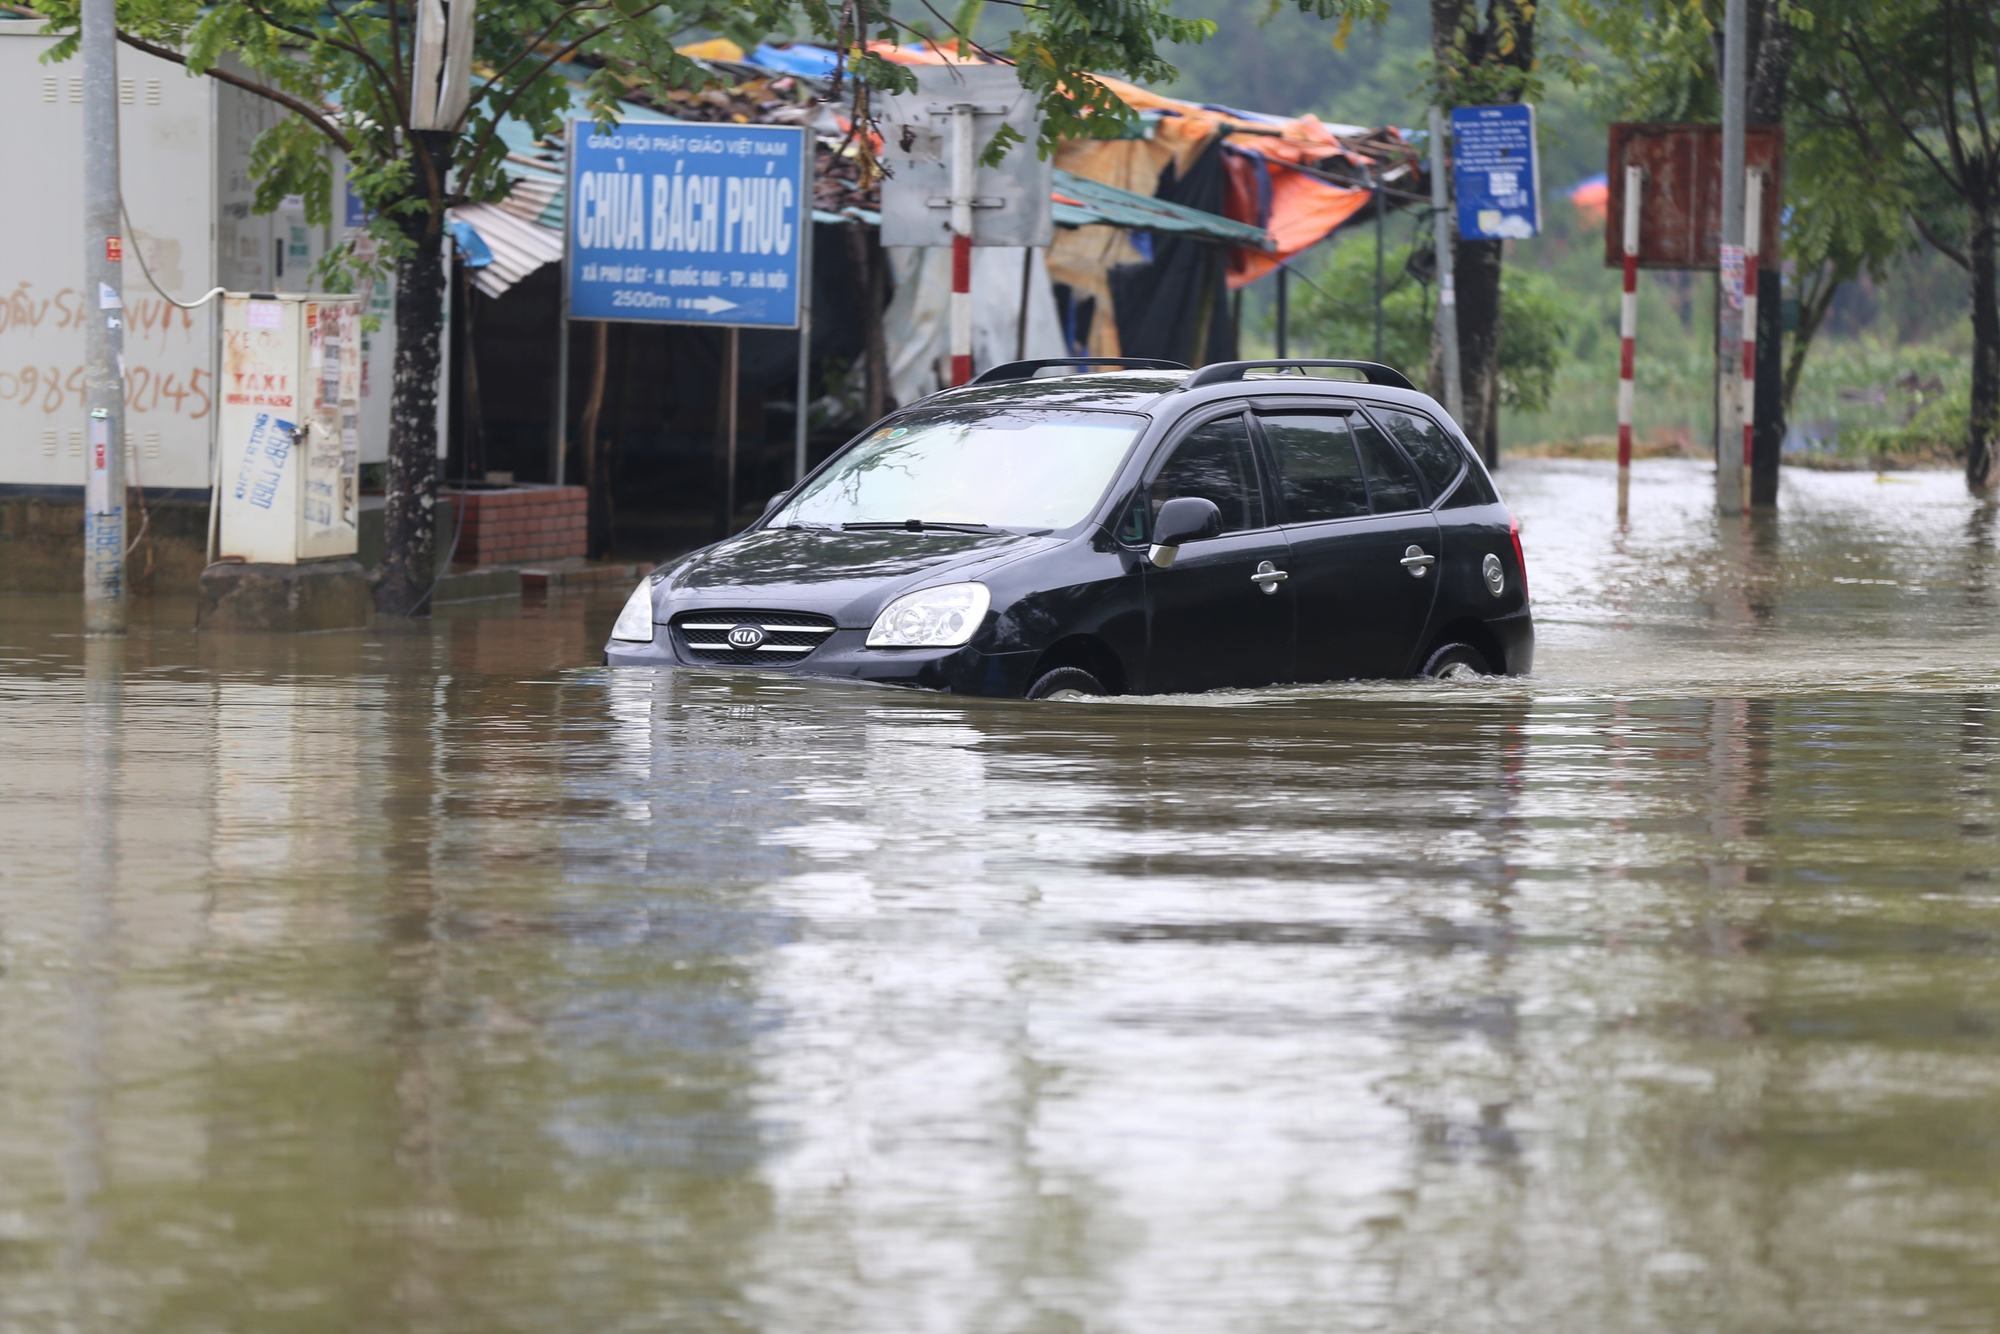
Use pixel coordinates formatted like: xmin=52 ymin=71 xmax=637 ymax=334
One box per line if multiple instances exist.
xmin=1289 ymin=237 xmax=1568 ymax=412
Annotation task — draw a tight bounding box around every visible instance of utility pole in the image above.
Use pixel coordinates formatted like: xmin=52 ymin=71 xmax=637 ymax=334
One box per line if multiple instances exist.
xmin=81 ymin=0 xmax=126 ymax=634
xmin=1428 ymin=107 xmax=1465 ymax=427
xmin=1716 ymin=0 xmax=1749 ymax=516
xmin=1372 ymin=165 xmax=1385 ymax=363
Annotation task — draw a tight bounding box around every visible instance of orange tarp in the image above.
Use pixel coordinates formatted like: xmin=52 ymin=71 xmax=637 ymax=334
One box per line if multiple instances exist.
xmin=861 ymin=51 xmax=1394 ymax=286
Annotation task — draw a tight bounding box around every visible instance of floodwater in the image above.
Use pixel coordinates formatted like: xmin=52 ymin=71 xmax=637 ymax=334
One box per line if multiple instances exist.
xmin=3 ymin=459 xmax=1999 ymax=1333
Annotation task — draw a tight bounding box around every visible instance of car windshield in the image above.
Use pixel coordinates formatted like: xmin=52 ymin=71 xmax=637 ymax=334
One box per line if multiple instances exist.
xmin=772 ymin=409 xmax=1146 ymax=531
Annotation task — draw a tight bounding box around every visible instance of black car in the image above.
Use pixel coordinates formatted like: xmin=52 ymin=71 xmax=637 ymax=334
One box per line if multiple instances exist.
xmin=606 ymin=358 xmax=1532 ymax=698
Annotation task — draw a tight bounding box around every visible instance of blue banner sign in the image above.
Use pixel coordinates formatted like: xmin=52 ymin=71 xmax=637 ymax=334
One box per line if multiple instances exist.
xmin=566 ymin=119 xmax=809 ymax=328
xmin=1452 ymin=104 xmax=1540 ymax=241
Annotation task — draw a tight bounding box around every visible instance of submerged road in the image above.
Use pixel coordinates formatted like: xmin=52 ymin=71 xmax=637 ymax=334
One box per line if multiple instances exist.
xmin=3 ymin=459 xmax=1998 ymax=1332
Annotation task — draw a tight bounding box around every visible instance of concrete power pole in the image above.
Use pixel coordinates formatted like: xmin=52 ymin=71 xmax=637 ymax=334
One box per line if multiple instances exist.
xmin=1428 ymin=107 xmax=1465 ymax=428
xmin=81 ymin=0 xmax=126 ymax=633
xmin=1716 ymin=0 xmax=1749 ymax=516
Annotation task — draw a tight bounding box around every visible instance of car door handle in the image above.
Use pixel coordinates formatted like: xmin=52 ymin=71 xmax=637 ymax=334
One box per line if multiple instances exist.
xmin=1251 ymin=560 xmax=1288 ymax=593
xmin=1400 ymin=545 xmax=1436 ymax=576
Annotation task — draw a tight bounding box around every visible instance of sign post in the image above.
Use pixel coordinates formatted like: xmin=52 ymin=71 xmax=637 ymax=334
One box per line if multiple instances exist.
xmin=564 ymin=118 xmax=812 ymax=513
xmin=880 ymin=66 xmax=1051 ymax=387
xmin=1617 ymin=165 xmax=1642 ymax=510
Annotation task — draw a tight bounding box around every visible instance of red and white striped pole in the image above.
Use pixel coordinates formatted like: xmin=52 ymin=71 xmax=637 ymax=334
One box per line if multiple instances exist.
xmin=1617 ymin=165 xmax=1642 ymax=486
xmin=1740 ymin=168 xmax=1762 ymax=476
xmin=949 ymin=104 xmax=974 ymax=387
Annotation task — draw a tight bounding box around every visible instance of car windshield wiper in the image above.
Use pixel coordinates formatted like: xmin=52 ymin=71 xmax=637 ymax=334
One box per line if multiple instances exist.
xmin=840 ymin=520 xmax=996 ymax=534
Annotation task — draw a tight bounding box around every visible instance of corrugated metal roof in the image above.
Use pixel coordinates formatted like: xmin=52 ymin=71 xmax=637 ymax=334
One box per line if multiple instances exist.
xmin=449 ymin=202 xmax=564 ymax=298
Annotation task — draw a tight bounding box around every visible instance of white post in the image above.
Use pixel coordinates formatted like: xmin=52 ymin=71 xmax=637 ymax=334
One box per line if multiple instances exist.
xmin=1428 ymin=107 xmax=1464 ymax=426
xmin=949 ymin=104 xmax=974 ymax=386
xmin=1716 ymin=0 xmax=1749 ymax=515
xmin=81 ymin=0 xmax=125 ymax=633
xmin=1741 ymin=167 xmax=1763 ymax=490
xmin=1618 ymin=165 xmax=1642 ymax=491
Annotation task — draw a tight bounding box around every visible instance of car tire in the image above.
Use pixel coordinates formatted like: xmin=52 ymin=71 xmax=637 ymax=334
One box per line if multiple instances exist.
xmin=1419 ymin=642 xmax=1492 ymax=681
xmin=1026 ymin=666 xmax=1107 ymax=701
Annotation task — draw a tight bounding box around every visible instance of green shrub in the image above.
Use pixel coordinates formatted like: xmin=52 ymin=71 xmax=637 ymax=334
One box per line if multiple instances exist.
xmin=1287 ymin=239 xmax=1568 ymax=413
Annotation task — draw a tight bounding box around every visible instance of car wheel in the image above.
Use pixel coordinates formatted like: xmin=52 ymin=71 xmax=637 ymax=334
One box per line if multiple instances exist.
xmin=1420 ymin=642 xmax=1492 ymax=681
xmin=1026 ymin=666 xmax=1107 ymax=701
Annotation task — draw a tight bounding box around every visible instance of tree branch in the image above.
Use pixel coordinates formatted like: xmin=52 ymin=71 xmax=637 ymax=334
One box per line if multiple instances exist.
xmin=456 ymin=4 xmax=674 ymax=186
xmin=115 ymin=30 xmax=353 ymax=153
xmin=471 ymin=1 xmax=619 ymax=112
xmin=1908 ymin=208 xmax=1972 ymax=269
xmin=1841 ymin=29 xmax=1968 ymax=200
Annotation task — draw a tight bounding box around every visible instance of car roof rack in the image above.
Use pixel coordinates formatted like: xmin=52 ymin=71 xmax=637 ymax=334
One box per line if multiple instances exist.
xmin=969 ymin=357 xmax=1192 ymax=385
xmin=1180 ymin=359 xmax=1417 ymax=392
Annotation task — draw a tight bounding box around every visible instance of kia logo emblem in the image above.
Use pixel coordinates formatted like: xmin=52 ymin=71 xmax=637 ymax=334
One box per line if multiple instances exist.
xmin=727 ymin=624 xmax=765 ymax=649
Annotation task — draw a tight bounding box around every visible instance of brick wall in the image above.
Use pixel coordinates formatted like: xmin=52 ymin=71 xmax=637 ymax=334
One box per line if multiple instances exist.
xmin=451 ymin=486 xmax=587 ymax=566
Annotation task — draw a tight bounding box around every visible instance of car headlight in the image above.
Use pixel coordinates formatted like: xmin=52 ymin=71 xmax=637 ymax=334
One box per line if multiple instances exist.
xmin=610 ymin=579 xmax=656 ymax=642
xmin=866 ymin=581 xmax=991 ymax=648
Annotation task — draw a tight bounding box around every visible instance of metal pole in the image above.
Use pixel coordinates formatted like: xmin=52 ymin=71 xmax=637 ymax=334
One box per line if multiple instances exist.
xmin=795 ymin=135 xmax=814 ymax=483
xmin=1016 ymin=247 xmax=1033 ymax=362
xmin=1428 ymin=107 xmax=1465 ymax=426
xmin=1373 ymin=166 xmax=1385 ymax=363
xmin=1741 ymin=167 xmax=1763 ymax=487
xmin=1618 ymin=164 xmax=1642 ymax=507
xmin=555 ymin=120 xmax=575 ymax=487
xmin=1275 ymin=265 xmax=1288 ymax=359
xmin=81 ymin=0 xmax=125 ymax=634
xmin=725 ymin=326 xmax=739 ymax=530
xmin=1716 ymin=0 xmax=1749 ymax=516
xmin=949 ymin=104 xmax=975 ymax=386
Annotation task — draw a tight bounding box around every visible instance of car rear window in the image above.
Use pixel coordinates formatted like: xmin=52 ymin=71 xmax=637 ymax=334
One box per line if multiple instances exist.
xmin=1368 ymin=408 xmax=1467 ymax=497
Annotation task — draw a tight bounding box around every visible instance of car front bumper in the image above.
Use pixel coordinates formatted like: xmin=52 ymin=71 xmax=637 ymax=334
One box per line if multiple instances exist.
xmin=605 ymin=628 xmax=1040 ymax=697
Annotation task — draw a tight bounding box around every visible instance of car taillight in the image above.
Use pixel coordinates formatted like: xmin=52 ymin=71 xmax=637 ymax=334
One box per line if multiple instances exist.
xmin=1508 ymin=512 xmax=1529 ymax=603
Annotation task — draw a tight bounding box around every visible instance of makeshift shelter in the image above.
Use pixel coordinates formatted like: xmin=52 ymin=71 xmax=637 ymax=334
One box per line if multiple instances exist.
xmin=438 ymin=43 xmax=1419 ymax=552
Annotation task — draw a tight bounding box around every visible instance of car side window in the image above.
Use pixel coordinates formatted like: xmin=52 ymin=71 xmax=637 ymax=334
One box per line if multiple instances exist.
xmin=1259 ymin=413 xmax=1369 ymax=523
xmin=1150 ymin=413 xmax=1266 ymax=535
xmin=1442 ymin=461 xmax=1500 ymax=508
xmin=1370 ymin=408 xmax=1466 ymax=499
xmin=1351 ymin=415 xmax=1425 ymax=514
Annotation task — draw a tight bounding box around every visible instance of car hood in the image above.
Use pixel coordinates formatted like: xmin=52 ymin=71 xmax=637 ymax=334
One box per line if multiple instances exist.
xmin=661 ymin=526 xmax=1048 ymax=625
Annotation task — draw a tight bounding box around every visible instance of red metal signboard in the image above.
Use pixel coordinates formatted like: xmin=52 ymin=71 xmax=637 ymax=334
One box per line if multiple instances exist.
xmin=1605 ymin=123 xmax=1784 ymax=270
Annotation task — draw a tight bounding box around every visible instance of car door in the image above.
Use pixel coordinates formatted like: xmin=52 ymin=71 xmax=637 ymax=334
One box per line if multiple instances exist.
xmin=1255 ymin=406 xmax=1442 ymax=681
xmin=1137 ymin=408 xmax=1293 ymax=692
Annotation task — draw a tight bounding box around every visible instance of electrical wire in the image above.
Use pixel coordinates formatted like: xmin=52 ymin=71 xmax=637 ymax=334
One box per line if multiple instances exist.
xmin=118 ymin=198 xmax=225 ymax=310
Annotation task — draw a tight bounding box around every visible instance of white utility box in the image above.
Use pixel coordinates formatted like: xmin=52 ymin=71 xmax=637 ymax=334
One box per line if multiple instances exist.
xmin=217 ymin=293 xmax=363 ymax=564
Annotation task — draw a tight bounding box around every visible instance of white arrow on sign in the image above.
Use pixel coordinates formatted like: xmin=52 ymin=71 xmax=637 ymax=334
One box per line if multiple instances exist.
xmin=687 ymin=295 xmax=738 ymax=315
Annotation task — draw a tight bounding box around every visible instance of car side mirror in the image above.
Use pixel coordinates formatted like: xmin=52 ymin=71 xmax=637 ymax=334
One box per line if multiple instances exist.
xmin=762 ymin=492 xmax=789 ymax=517
xmin=1148 ymin=496 xmax=1222 ymax=569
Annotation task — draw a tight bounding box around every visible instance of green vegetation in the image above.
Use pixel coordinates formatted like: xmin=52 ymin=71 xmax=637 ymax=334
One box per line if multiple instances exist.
xmin=1177 ymin=0 xmax=1975 ymax=471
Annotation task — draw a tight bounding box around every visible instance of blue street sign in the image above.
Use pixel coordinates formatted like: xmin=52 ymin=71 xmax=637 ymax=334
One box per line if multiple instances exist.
xmin=1452 ymin=104 xmax=1540 ymax=241
xmin=566 ymin=118 xmax=810 ymax=328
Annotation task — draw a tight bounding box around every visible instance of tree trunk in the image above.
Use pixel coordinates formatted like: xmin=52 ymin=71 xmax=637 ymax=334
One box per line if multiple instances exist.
xmin=1751 ymin=265 xmax=1784 ymax=506
xmin=1454 ymin=237 xmax=1503 ymax=467
xmin=375 ymin=133 xmax=455 ymax=617
xmin=1971 ymin=210 xmax=1999 ymax=492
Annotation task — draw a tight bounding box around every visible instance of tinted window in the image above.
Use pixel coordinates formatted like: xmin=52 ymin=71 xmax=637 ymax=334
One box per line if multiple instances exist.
xmin=1151 ymin=414 xmax=1265 ymax=534
xmin=1352 ymin=416 xmax=1425 ymax=514
xmin=1260 ymin=413 xmax=1369 ymax=523
xmin=1442 ymin=463 xmax=1501 ymax=508
xmin=1371 ymin=408 xmax=1466 ymax=496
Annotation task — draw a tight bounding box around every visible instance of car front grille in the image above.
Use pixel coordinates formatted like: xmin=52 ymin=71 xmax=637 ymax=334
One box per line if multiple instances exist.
xmin=671 ymin=610 xmax=838 ymax=665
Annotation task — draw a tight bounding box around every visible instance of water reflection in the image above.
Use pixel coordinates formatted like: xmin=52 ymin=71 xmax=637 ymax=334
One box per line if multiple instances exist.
xmin=0 ymin=461 xmax=1998 ymax=1331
